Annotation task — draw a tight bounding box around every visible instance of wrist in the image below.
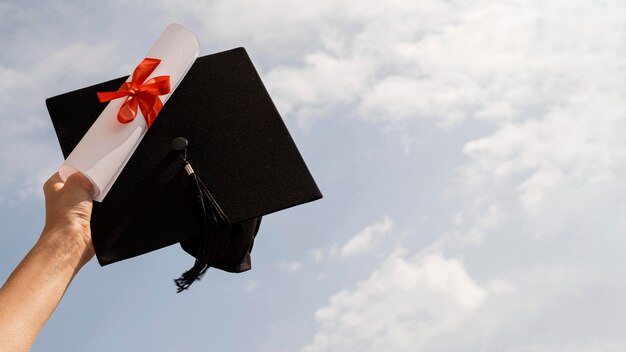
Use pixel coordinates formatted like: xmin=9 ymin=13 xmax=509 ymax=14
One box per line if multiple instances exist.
xmin=37 ymin=225 xmax=94 ymax=270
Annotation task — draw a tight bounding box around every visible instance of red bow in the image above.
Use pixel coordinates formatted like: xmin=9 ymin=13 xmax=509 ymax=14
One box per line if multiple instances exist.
xmin=97 ymin=58 xmax=171 ymax=127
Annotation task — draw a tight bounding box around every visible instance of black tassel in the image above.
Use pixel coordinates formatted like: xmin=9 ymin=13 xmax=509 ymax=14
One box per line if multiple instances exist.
xmin=172 ymin=138 xmax=230 ymax=292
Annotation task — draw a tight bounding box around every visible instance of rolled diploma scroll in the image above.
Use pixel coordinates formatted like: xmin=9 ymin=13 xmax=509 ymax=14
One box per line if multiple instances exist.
xmin=59 ymin=23 xmax=199 ymax=202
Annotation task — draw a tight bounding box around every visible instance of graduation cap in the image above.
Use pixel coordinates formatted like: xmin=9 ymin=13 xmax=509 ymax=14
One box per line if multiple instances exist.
xmin=45 ymin=24 xmax=322 ymax=291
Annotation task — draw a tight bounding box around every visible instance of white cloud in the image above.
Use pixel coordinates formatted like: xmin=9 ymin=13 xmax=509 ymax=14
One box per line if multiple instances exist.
xmin=0 ymin=39 xmax=121 ymax=201
xmin=243 ymin=280 xmax=259 ymax=293
xmin=459 ymin=91 xmax=626 ymax=238
xmin=339 ymin=216 xmax=393 ymax=257
xmin=278 ymin=260 xmax=303 ymax=273
xmin=279 ymin=0 xmax=626 ymax=349
xmin=265 ymin=53 xmax=374 ymax=125
xmin=303 ymin=244 xmax=626 ymax=351
xmin=302 ymin=250 xmax=497 ymax=352
xmin=143 ymin=0 xmax=625 ymax=144
xmin=143 ymin=0 xmax=472 ymax=126
xmin=311 ymin=248 xmax=325 ymax=262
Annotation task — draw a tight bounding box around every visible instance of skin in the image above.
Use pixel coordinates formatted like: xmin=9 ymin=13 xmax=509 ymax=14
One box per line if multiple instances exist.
xmin=0 ymin=172 xmax=94 ymax=351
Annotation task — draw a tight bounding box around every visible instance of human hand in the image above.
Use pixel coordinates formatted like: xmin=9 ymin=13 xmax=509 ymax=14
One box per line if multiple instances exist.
xmin=0 ymin=172 xmax=96 ymax=350
xmin=41 ymin=172 xmax=95 ymax=268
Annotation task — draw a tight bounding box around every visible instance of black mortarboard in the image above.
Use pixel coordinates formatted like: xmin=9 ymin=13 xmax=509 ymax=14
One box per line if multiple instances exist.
xmin=45 ymin=47 xmax=322 ymax=291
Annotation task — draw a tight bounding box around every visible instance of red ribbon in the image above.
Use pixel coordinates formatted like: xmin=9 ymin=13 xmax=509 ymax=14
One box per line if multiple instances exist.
xmin=97 ymin=58 xmax=171 ymax=127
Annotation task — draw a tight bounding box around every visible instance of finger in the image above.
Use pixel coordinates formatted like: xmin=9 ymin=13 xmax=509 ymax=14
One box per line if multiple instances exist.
xmin=64 ymin=172 xmax=95 ymax=198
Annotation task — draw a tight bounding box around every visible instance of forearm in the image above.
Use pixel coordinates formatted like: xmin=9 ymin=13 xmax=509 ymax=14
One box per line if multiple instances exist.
xmin=0 ymin=229 xmax=90 ymax=351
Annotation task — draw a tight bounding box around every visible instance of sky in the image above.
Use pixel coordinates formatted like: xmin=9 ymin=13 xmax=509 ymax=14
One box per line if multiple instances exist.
xmin=0 ymin=0 xmax=625 ymax=351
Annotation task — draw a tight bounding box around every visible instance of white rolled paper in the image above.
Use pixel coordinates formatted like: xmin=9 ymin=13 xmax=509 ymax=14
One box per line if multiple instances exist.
xmin=59 ymin=23 xmax=199 ymax=202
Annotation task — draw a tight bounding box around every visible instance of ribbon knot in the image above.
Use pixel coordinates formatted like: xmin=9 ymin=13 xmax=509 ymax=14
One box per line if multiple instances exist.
xmin=97 ymin=58 xmax=171 ymax=127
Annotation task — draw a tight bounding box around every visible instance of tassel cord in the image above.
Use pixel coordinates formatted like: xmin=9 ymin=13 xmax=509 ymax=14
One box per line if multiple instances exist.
xmin=174 ymin=150 xmax=230 ymax=292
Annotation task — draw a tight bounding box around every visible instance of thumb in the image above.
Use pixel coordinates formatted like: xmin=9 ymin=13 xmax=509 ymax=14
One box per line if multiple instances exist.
xmin=63 ymin=172 xmax=95 ymax=199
